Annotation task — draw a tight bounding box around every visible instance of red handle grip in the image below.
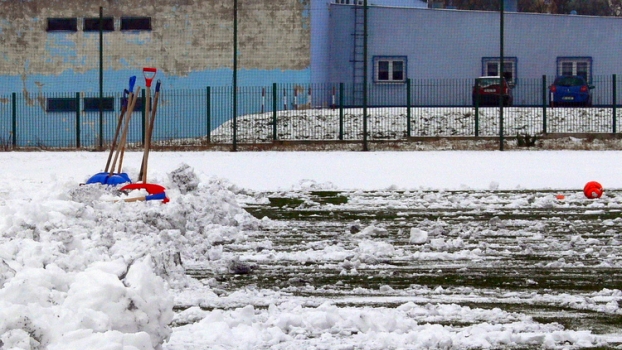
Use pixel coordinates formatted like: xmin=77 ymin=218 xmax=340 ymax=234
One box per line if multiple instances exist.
xmin=143 ymin=67 xmax=157 ymax=87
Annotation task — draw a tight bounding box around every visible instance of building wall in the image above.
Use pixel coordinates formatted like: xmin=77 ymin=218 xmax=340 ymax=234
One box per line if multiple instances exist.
xmin=0 ymin=0 xmax=311 ymax=95
xmin=329 ymin=5 xmax=622 ymax=105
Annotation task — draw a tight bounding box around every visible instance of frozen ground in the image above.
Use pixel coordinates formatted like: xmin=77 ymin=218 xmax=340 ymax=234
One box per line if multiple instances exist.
xmin=0 ymin=151 xmax=621 ymax=349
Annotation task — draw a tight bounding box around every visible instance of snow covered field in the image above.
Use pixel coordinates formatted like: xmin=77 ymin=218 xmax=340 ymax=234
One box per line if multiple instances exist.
xmin=1 ymin=151 xmax=622 ymax=349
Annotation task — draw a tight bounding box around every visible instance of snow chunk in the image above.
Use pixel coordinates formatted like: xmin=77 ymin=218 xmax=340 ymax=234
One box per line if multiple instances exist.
xmin=410 ymin=228 xmax=429 ymax=244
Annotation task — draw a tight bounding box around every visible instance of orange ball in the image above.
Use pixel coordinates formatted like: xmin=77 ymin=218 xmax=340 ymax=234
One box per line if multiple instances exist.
xmin=583 ymin=181 xmax=603 ymax=199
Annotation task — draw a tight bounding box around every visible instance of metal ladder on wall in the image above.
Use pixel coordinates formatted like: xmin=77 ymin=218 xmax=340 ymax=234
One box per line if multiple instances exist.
xmin=351 ymin=1 xmax=365 ymax=106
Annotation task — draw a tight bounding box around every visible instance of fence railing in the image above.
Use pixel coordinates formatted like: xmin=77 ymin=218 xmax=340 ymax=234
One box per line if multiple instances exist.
xmin=1 ymin=76 xmax=621 ymax=149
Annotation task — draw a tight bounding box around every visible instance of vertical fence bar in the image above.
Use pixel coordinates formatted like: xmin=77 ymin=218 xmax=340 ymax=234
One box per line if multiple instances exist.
xmin=206 ymin=86 xmax=211 ymax=143
xmin=11 ymin=92 xmax=16 ymax=148
xmin=406 ymin=78 xmax=411 ymax=138
xmin=98 ymin=6 xmax=104 ymax=150
xmin=261 ymin=87 xmax=265 ymax=113
xmin=362 ymin=0 xmax=368 ymax=151
xmin=499 ymin=0 xmax=504 ymax=151
xmin=475 ymin=79 xmax=480 ymax=137
xmin=232 ymin=0 xmax=238 ymax=151
xmin=293 ymin=86 xmax=298 ymax=110
xmin=272 ymin=83 xmax=277 ymax=141
xmin=75 ymin=92 xmax=81 ymax=148
xmin=339 ymin=83 xmax=344 ymax=141
xmin=613 ymin=74 xmax=617 ymax=134
xmin=542 ymin=75 xmax=547 ymax=134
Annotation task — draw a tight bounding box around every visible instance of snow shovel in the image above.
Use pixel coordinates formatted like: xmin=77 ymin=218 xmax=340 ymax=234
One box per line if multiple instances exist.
xmin=138 ymin=79 xmax=161 ymax=182
xmin=86 ymin=81 xmax=136 ymax=186
xmin=109 ymin=78 xmax=140 ymax=182
xmin=119 ymin=68 xmax=168 ymax=203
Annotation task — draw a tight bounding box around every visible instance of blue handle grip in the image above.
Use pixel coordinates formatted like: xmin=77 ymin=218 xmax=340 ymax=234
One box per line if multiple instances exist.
xmin=145 ymin=192 xmax=167 ymax=201
xmin=122 ymin=89 xmax=129 ymax=108
xmin=155 ymin=79 xmax=161 ymax=93
xmin=129 ymin=76 xmax=136 ymax=92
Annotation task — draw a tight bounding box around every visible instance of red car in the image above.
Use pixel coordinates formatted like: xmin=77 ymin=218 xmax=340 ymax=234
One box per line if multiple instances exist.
xmin=472 ymin=76 xmax=513 ymax=107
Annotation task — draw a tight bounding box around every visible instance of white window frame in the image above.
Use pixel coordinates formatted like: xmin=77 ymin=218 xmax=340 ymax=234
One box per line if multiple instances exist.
xmin=373 ymin=56 xmax=407 ymax=84
xmin=556 ymin=57 xmax=592 ymax=83
xmin=481 ymin=57 xmax=517 ymax=86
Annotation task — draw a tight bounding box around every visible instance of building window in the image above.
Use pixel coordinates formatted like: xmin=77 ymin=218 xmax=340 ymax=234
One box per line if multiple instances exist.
xmin=83 ymin=17 xmax=114 ymax=32
xmin=334 ymin=0 xmax=364 ymax=4
xmin=482 ymin=57 xmax=517 ymax=86
xmin=373 ymin=56 xmax=407 ymax=83
xmin=121 ymin=17 xmax=152 ymax=31
xmin=46 ymin=18 xmax=78 ymax=32
xmin=83 ymin=97 xmax=115 ymax=112
xmin=47 ymin=98 xmax=77 ymax=112
xmin=557 ymin=57 xmax=592 ymax=82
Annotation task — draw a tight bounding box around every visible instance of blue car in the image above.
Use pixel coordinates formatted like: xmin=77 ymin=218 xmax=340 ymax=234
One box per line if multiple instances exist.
xmin=549 ymin=75 xmax=595 ymax=107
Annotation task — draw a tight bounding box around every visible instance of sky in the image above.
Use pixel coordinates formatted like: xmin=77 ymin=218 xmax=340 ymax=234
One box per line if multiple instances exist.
xmin=0 ymin=150 xmax=621 ymax=349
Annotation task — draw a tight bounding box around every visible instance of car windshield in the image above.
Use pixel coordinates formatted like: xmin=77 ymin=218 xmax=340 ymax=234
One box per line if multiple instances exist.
xmin=477 ymin=78 xmax=502 ymax=88
xmin=554 ymin=76 xmax=585 ymax=87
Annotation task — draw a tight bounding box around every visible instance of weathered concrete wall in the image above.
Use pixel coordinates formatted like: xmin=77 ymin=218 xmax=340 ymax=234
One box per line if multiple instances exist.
xmin=0 ymin=0 xmax=310 ymax=77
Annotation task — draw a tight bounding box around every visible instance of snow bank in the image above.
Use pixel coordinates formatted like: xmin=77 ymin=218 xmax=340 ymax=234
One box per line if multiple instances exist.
xmin=0 ymin=164 xmax=257 ymax=349
xmin=167 ymin=301 xmax=601 ymax=349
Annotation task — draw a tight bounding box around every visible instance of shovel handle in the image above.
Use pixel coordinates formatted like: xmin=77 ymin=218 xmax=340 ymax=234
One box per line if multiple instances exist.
xmin=121 ymin=89 xmax=129 ymax=108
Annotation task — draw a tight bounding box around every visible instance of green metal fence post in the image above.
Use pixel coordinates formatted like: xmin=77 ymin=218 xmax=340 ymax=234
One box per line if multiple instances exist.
xmin=406 ymin=78 xmax=411 ymax=138
xmin=141 ymin=88 xmax=146 ymax=146
xmin=273 ymin=83 xmax=277 ymax=141
xmin=362 ymin=0 xmax=368 ymax=151
xmin=232 ymin=0 xmax=238 ymax=152
xmin=11 ymin=92 xmax=16 ymax=148
xmin=75 ymin=92 xmax=81 ymax=149
xmin=206 ymin=86 xmax=211 ymax=143
xmin=499 ymin=0 xmax=504 ymax=152
xmin=98 ymin=6 xmax=104 ymax=151
xmin=474 ymin=78 xmax=480 ymax=137
xmin=542 ymin=75 xmax=547 ymax=134
xmin=339 ymin=83 xmax=344 ymax=141
xmin=613 ymin=74 xmax=617 ymax=134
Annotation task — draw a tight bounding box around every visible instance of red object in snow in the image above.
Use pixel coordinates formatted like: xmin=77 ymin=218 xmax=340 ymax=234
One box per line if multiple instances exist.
xmin=120 ymin=183 xmax=169 ymax=203
xmin=583 ymin=181 xmax=603 ymax=199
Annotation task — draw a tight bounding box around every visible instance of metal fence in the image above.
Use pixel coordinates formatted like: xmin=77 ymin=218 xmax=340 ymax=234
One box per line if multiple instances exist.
xmin=1 ymin=77 xmax=621 ymax=149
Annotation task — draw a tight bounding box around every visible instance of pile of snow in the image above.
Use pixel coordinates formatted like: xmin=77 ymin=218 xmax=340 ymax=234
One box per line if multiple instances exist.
xmin=206 ymin=107 xmax=617 ymax=142
xmin=0 ymin=163 xmax=258 ymax=349
xmin=167 ymin=302 xmax=600 ymax=349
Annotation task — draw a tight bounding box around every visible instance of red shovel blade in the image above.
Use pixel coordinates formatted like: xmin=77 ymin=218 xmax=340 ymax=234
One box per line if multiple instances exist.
xmin=120 ymin=183 xmax=165 ymax=195
xmin=120 ymin=183 xmax=169 ymax=203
